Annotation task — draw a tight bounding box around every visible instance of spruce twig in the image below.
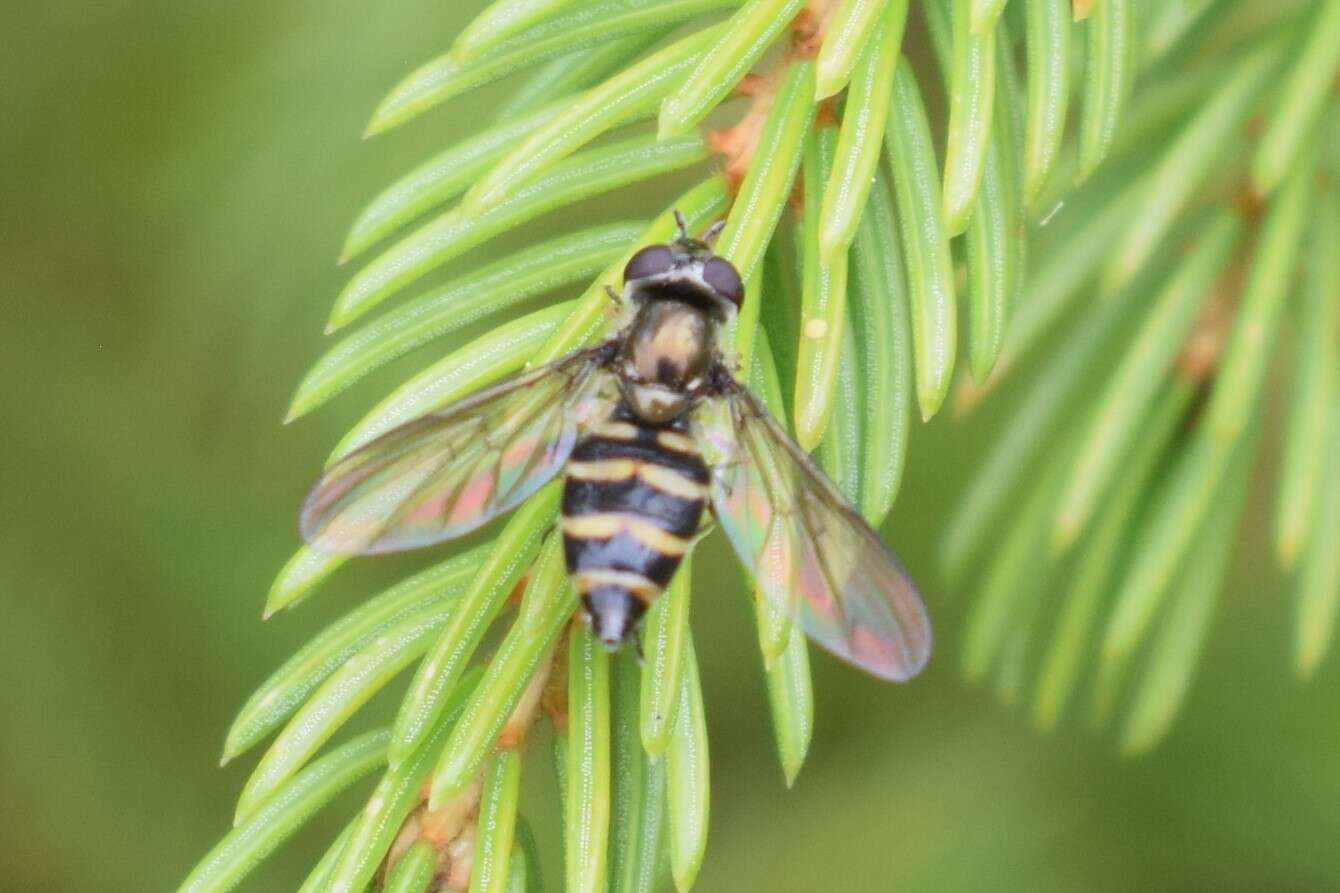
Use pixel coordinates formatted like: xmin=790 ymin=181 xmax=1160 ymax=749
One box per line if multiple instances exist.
xmin=183 ymin=2 xmax=1340 ymax=890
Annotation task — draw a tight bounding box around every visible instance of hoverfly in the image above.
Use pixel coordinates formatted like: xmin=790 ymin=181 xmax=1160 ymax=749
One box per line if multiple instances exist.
xmin=302 ymin=215 xmax=931 ymax=681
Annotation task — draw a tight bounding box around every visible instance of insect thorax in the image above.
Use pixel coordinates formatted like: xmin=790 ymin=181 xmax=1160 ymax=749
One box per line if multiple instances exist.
xmin=617 ymin=291 xmax=718 ymax=424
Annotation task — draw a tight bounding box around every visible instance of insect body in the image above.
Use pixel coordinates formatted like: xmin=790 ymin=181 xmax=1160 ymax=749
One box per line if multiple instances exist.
xmin=560 ymin=411 xmax=709 ymax=645
xmin=302 ymin=218 xmax=932 ymax=681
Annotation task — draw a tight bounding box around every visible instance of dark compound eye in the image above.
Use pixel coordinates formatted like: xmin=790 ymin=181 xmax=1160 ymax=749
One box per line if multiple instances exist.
xmin=701 ymin=256 xmax=743 ymax=306
xmin=623 ymin=244 xmax=675 ymax=282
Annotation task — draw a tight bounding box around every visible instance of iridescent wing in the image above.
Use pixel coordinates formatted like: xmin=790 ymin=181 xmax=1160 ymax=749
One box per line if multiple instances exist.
xmin=302 ymin=343 xmax=617 ymax=555
xmin=696 ymin=380 xmax=932 ymax=681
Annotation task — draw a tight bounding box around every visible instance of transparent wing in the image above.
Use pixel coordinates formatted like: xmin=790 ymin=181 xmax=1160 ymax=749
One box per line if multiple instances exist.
xmin=697 ymin=381 xmax=932 ymax=681
xmin=301 ymin=344 xmax=616 ymax=555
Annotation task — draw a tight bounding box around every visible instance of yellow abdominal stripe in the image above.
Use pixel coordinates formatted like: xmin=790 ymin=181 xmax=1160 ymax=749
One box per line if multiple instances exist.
xmin=638 ymin=462 xmax=706 ymax=500
xmin=567 ymin=459 xmax=707 ymax=501
xmin=570 ymin=568 xmax=663 ymax=601
xmin=566 ymin=458 xmax=638 ymax=482
xmin=655 ymin=430 xmax=698 ymax=454
xmin=593 ymin=420 xmax=641 ymax=441
xmin=560 ymin=512 xmax=689 ymax=556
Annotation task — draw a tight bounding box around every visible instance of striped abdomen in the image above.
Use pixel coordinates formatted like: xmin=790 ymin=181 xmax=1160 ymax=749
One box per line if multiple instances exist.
xmin=561 ymin=415 xmax=708 ymax=647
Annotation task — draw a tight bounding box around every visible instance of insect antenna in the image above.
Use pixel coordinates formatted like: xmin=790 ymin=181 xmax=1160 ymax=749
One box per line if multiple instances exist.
xmin=673 ymin=209 xmax=690 ymax=240
xmin=701 ymin=219 xmax=726 ymax=246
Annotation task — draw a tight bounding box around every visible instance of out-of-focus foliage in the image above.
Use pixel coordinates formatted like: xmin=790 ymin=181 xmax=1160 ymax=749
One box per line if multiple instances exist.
xmin=4 ymin=1 xmax=1340 ymax=892
xmin=947 ymin=0 xmax=1340 ymax=756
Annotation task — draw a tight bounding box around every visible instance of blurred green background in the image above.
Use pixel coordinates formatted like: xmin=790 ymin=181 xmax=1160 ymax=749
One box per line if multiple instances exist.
xmin=4 ymin=2 xmax=1339 ymax=891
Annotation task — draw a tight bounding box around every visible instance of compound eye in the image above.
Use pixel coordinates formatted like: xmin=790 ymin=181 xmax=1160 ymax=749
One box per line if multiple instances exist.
xmin=702 ymin=257 xmax=744 ymax=306
xmin=623 ymin=244 xmax=675 ymax=283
